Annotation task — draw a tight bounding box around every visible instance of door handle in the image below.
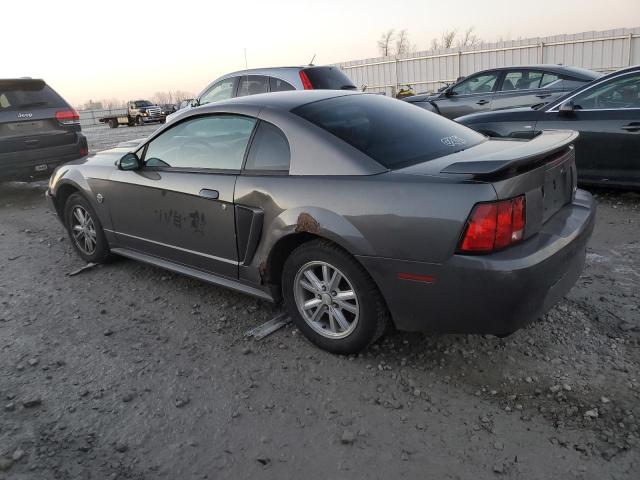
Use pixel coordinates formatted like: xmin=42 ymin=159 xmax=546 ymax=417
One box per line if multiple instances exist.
xmin=476 ymin=99 xmax=489 ymax=105
xmin=199 ymin=188 xmax=219 ymax=200
xmin=24 ymin=139 xmax=39 ymax=145
xmin=621 ymin=123 xmax=640 ymax=132
xmin=535 ymin=93 xmax=552 ymax=99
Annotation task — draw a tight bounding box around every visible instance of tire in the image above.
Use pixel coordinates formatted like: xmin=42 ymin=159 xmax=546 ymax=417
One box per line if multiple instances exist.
xmin=282 ymin=239 xmax=389 ymax=354
xmin=108 ymin=118 xmax=119 ymax=129
xmin=64 ymin=192 xmax=111 ymax=264
xmin=136 ymin=116 xmax=143 ymax=126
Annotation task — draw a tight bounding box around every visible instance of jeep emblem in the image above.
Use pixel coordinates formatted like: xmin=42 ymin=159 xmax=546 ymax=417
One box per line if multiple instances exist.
xmin=17 ymin=112 xmax=33 ymax=119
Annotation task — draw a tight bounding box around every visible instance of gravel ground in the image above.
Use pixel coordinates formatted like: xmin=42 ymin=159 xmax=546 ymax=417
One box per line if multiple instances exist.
xmin=82 ymin=124 xmax=161 ymax=153
xmin=0 ymin=181 xmax=638 ymax=479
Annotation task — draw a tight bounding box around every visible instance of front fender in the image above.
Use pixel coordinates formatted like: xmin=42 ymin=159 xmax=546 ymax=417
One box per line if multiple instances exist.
xmin=49 ymin=166 xmax=114 ymax=233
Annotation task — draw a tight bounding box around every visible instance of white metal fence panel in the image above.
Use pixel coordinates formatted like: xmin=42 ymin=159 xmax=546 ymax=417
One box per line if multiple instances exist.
xmin=336 ymin=27 xmax=640 ymax=96
xmin=78 ymin=107 xmax=127 ymax=127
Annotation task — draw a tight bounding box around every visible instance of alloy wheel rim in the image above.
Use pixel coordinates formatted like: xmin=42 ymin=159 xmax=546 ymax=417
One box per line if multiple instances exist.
xmin=293 ymin=261 xmax=359 ymax=339
xmin=71 ymin=205 xmax=97 ymax=255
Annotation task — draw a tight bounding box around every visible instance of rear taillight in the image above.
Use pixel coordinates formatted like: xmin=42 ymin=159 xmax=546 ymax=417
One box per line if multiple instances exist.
xmin=55 ymin=108 xmax=80 ymax=125
xmin=299 ymin=70 xmax=313 ymax=90
xmin=458 ymin=195 xmax=526 ymax=253
xmin=79 ymin=147 xmax=88 ymax=156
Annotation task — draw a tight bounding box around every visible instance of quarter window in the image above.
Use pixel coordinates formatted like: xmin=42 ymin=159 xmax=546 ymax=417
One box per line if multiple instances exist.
xmin=269 ymin=77 xmax=295 ymax=92
xmin=557 ymin=78 xmax=589 ymax=91
xmin=199 ymin=78 xmax=236 ymax=105
xmin=244 ymin=122 xmax=290 ymax=172
xmin=501 ymin=71 xmax=543 ymax=91
xmin=572 ymin=73 xmax=640 ymax=110
xmin=540 ymin=73 xmax=560 ymax=88
xmin=143 ymin=115 xmax=256 ymax=170
xmin=237 ymin=75 xmax=269 ymax=97
xmin=451 ymin=73 xmax=500 ymax=95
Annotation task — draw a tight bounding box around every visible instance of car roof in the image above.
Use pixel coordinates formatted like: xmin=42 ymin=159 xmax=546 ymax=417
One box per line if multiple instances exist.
xmin=189 ymin=89 xmax=361 ymax=114
xmin=474 ymin=64 xmax=602 ymax=80
xmin=216 ymin=65 xmax=333 ymax=79
xmin=0 ymin=78 xmax=47 ymax=88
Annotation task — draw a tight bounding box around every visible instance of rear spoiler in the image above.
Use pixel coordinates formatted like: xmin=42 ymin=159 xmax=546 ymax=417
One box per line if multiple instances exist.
xmin=0 ymin=78 xmax=46 ymax=91
xmin=440 ymin=130 xmax=578 ymax=178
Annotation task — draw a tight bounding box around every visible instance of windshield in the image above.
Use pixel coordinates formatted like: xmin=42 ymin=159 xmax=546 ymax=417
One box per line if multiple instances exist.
xmin=135 ymin=101 xmax=153 ymax=108
xmin=293 ymin=94 xmax=485 ymax=169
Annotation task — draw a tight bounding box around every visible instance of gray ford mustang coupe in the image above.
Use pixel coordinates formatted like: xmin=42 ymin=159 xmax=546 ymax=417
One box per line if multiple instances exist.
xmin=47 ymin=91 xmax=595 ymax=354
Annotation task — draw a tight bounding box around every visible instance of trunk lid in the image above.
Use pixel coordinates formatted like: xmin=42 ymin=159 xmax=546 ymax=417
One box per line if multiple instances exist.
xmin=401 ymin=130 xmax=579 ymax=237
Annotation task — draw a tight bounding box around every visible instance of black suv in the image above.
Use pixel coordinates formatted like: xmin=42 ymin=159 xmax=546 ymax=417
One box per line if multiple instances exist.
xmin=0 ymin=78 xmax=87 ymax=182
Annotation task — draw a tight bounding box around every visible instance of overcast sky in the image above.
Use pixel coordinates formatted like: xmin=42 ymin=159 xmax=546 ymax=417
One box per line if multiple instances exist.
xmin=4 ymin=0 xmax=639 ymax=106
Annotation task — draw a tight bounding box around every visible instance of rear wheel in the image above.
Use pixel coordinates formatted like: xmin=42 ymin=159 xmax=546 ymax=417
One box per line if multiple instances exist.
xmin=108 ymin=118 xmax=118 ymax=129
xmin=64 ymin=193 xmax=111 ymax=264
xmin=282 ymin=240 xmax=389 ymax=354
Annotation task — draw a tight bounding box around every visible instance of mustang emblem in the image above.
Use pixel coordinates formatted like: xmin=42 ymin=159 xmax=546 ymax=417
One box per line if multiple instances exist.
xmin=440 ymin=135 xmax=466 ymax=147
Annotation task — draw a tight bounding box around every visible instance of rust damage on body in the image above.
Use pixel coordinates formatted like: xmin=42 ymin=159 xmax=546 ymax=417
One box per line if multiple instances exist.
xmin=295 ymin=212 xmax=320 ymax=234
xmin=258 ymin=260 xmax=268 ymax=283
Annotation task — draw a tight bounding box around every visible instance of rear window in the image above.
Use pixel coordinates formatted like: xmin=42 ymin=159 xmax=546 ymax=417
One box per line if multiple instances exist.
xmin=0 ymin=80 xmax=67 ymax=110
xmin=301 ymin=67 xmax=356 ymax=90
xmin=292 ymin=94 xmax=485 ymax=169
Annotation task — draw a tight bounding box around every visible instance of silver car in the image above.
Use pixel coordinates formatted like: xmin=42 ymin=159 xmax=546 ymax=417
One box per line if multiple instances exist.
xmin=47 ymin=91 xmax=595 ymax=354
xmin=166 ymin=65 xmax=356 ymax=122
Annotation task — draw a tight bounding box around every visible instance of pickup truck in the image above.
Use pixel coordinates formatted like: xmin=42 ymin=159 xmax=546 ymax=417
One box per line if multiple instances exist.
xmin=99 ymin=100 xmax=165 ymax=128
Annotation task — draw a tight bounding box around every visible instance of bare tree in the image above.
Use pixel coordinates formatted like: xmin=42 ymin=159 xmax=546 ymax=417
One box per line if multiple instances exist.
xmin=456 ymin=27 xmax=481 ymax=48
xmin=100 ymin=98 xmax=124 ymax=109
xmin=441 ymin=29 xmax=457 ymax=49
xmin=153 ymin=91 xmax=172 ymax=105
xmin=82 ymin=99 xmax=103 ymax=110
xmin=377 ymin=29 xmax=395 ymax=57
xmin=172 ymin=90 xmax=194 ymax=103
xmin=395 ymin=29 xmax=415 ymax=55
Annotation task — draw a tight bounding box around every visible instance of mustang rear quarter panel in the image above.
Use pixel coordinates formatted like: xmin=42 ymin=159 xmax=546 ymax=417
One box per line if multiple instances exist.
xmin=234 ymin=173 xmax=497 ymax=286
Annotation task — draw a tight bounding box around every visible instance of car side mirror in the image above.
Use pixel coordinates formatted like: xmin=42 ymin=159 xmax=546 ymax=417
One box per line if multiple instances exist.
xmin=445 ymin=89 xmax=455 ymax=97
xmin=191 ymin=99 xmax=199 ymax=108
xmin=117 ymin=152 xmax=141 ymax=171
xmin=559 ymin=100 xmax=575 ymax=116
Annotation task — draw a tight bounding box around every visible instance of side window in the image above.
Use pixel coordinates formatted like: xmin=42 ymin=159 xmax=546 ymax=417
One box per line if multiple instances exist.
xmin=143 ymin=115 xmax=256 ymax=170
xmin=269 ymin=77 xmax=295 ymax=92
xmin=451 ymin=73 xmax=500 ymax=95
xmin=540 ymin=73 xmax=560 ymax=88
xmin=572 ymin=73 xmax=640 ymax=110
xmin=244 ymin=121 xmax=290 ymax=172
xmin=558 ymin=78 xmax=588 ymax=91
xmin=500 ymin=71 xmax=543 ymax=91
xmin=237 ymin=75 xmax=269 ymax=97
xmin=199 ymin=78 xmax=236 ymax=105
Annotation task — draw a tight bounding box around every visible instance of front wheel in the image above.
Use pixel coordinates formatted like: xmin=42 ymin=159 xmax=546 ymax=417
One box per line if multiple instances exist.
xmin=64 ymin=193 xmax=111 ymax=264
xmin=136 ymin=116 xmax=144 ymax=126
xmin=282 ymin=240 xmax=389 ymax=354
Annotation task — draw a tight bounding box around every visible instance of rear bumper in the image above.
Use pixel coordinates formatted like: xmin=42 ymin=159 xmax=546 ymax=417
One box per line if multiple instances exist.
xmin=0 ymin=134 xmax=87 ymax=182
xmin=358 ymin=189 xmax=596 ymax=334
